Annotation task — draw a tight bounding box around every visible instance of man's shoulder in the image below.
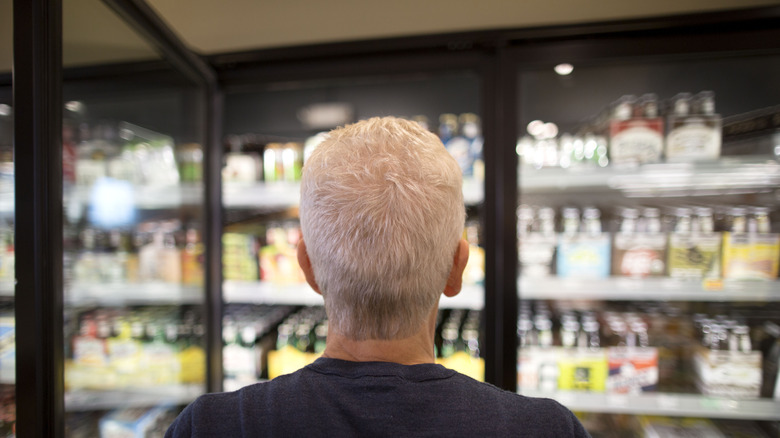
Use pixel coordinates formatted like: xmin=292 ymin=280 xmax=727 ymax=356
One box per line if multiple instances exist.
xmin=443 ymin=372 xmax=590 ymax=436
xmin=445 ymin=370 xmax=549 ymax=404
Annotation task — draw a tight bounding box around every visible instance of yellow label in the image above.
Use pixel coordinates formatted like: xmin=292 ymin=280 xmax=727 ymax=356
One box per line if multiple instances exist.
xmin=267 ymin=345 xmax=320 ymax=379
xmin=557 ymin=349 xmax=607 ymax=392
xmin=179 ymin=345 xmax=206 ymax=384
xmin=722 ymin=233 xmax=780 ymax=280
xmin=437 ymin=351 xmax=484 ymax=382
xmin=702 ymin=278 xmax=723 ymax=291
xmin=667 ymin=234 xmax=721 ymax=279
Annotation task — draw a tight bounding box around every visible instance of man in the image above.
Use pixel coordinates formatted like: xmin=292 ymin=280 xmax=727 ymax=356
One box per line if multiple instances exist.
xmin=166 ymin=116 xmax=590 ymax=437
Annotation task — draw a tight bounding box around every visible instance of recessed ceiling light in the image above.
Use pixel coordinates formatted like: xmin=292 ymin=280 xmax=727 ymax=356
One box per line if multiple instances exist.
xmin=65 ymin=101 xmax=84 ymax=113
xmin=554 ymin=63 xmax=574 ymax=76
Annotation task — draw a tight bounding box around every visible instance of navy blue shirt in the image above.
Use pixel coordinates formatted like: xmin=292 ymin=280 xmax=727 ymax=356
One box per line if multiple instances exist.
xmin=166 ymin=357 xmax=590 ymax=437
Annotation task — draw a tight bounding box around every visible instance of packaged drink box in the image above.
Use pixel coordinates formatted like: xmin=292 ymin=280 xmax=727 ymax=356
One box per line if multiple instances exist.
xmin=222 ymin=152 xmax=261 ymax=183
xmin=519 ymin=234 xmax=556 ymax=277
xmin=557 ymin=349 xmax=608 ymax=392
xmin=722 ymin=232 xmax=780 ymax=280
xmin=222 ymin=233 xmax=259 ymax=281
xmin=607 ymin=347 xmax=659 ymax=394
xmin=693 ymin=347 xmax=762 ymax=398
xmin=436 ymin=351 xmax=485 ymax=382
xmin=519 ymin=347 xmax=609 ymax=393
xmin=518 ymin=346 xmax=560 ymax=392
xmin=612 ymin=233 xmax=667 ymax=277
xmin=609 ymin=117 xmax=664 ymax=166
xmin=667 ymin=233 xmax=721 ymax=279
xmin=267 ymin=345 xmax=319 ymax=380
xmin=665 ymin=114 xmax=722 ymax=162
xmin=556 ymin=234 xmax=611 ymax=278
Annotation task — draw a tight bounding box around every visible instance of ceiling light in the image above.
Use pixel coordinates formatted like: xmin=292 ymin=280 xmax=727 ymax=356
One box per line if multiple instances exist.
xmin=554 ymin=63 xmax=574 ymax=76
xmin=65 ymin=101 xmax=84 ymax=113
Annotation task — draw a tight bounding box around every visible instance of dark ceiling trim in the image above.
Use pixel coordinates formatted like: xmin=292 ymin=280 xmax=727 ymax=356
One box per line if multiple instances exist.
xmin=101 ymin=0 xmax=217 ymax=87
xmin=218 ymin=50 xmax=491 ymax=93
xmin=499 ymin=4 xmax=780 ymax=43
xmin=207 ymin=5 xmax=780 ymax=70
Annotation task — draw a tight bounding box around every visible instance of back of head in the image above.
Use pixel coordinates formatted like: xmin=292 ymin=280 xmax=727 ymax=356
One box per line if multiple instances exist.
xmin=299 ymin=116 xmax=465 ymax=341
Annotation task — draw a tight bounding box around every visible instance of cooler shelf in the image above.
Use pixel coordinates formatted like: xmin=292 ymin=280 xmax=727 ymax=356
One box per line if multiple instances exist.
xmin=519 ymin=156 xmax=780 ymax=196
xmin=519 ymin=276 xmax=780 ymax=302
xmin=519 ymin=390 xmax=780 ymax=421
xmin=64 ymin=384 xmax=203 ymax=412
xmin=223 ymin=182 xmax=300 ymax=210
xmin=223 ymin=177 xmax=484 ymax=209
xmin=223 ymin=280 xmax=484 ymax=309
xmin=65 ymin=183 xmax=203 ymax=210
xmin=65 ymin=282 xmax=203 ymax=306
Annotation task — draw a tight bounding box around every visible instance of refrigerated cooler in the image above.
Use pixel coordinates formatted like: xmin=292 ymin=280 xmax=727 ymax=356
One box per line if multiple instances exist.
xmin=8 ymin=2 xmax=780 ymax=436
xmin=512 ymin=39 xmax=780 ymax=436
xmin=218 ymin=70 xmax=487 ymax=389
xmin=58 ymin=86 xmax=210 ymax=433
xmin=52 ymin=2 xmax=214 ymax=432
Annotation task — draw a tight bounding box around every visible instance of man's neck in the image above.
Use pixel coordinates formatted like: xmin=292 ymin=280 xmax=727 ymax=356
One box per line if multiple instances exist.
xmin=321 ymin=309 xmax=439 ymax=365
xmin=321 ymin=331 xmax=435 ymax=365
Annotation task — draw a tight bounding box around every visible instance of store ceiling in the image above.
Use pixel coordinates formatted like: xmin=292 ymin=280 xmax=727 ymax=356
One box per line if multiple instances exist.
xmin=0 ymin=0 xmax=779 ymax=74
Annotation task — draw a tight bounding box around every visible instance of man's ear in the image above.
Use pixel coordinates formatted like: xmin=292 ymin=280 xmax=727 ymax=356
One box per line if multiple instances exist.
xmin=443 ymin=239 xmax=469 ymax=298
xmin=297 ymin=239 xmax=321 ymax=295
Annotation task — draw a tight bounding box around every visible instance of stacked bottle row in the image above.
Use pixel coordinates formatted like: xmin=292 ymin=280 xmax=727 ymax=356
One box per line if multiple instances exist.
xmin=222 ymin=305 xmax=485 ymax=389
xmin=63 ymin=119 xmax=202 ymax=188
xmin=64 ymin=305 xmax=206 ymax=391
xmin=222 ymin=304 xmax=297 ymax=389
xmin=517 ymin=300 xmax=780 ymax=399
xmin=223 ymin=221 xmax=304 ymax=284
xmin=223 ymin=136 xmax=303 ymax=184
xmin=577 ymin=412 xmax=776 ymax=438
xmin=66 ymin=220 xmax=204 ymax=287
xmin=432 ymin=113 xmax=484 ymax=183
xmin=435 ymin=309 xmax=484 ymax=381
xmin=223 ymin=112 xmax=484 ymax=186
xmin=518 ymin=204 xmax=779 ymax=281
xmin=517 ymin=91 xmax=724 ymax=169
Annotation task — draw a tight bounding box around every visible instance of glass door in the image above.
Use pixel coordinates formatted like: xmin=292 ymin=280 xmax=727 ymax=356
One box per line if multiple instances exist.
xmin=514 ymin=42 xmax=780 ymax=435
xmin=220 ymin=70 xmax=487 ymax=389
xmin=61 ymin=1 xmax=208 ymax=434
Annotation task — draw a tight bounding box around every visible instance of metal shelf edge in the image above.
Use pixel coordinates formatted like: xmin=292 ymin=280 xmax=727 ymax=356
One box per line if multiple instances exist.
xmin=519 ymin=390 xmax=780 ymax=420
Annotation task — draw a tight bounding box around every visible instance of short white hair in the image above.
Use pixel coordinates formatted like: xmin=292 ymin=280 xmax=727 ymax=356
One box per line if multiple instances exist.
xmin=299 ymin=116 xmax=465 ymax=340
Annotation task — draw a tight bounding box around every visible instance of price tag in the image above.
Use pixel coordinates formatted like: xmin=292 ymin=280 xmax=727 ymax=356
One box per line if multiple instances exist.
xmin=702 ymin=278 xmax=723 ymax=291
